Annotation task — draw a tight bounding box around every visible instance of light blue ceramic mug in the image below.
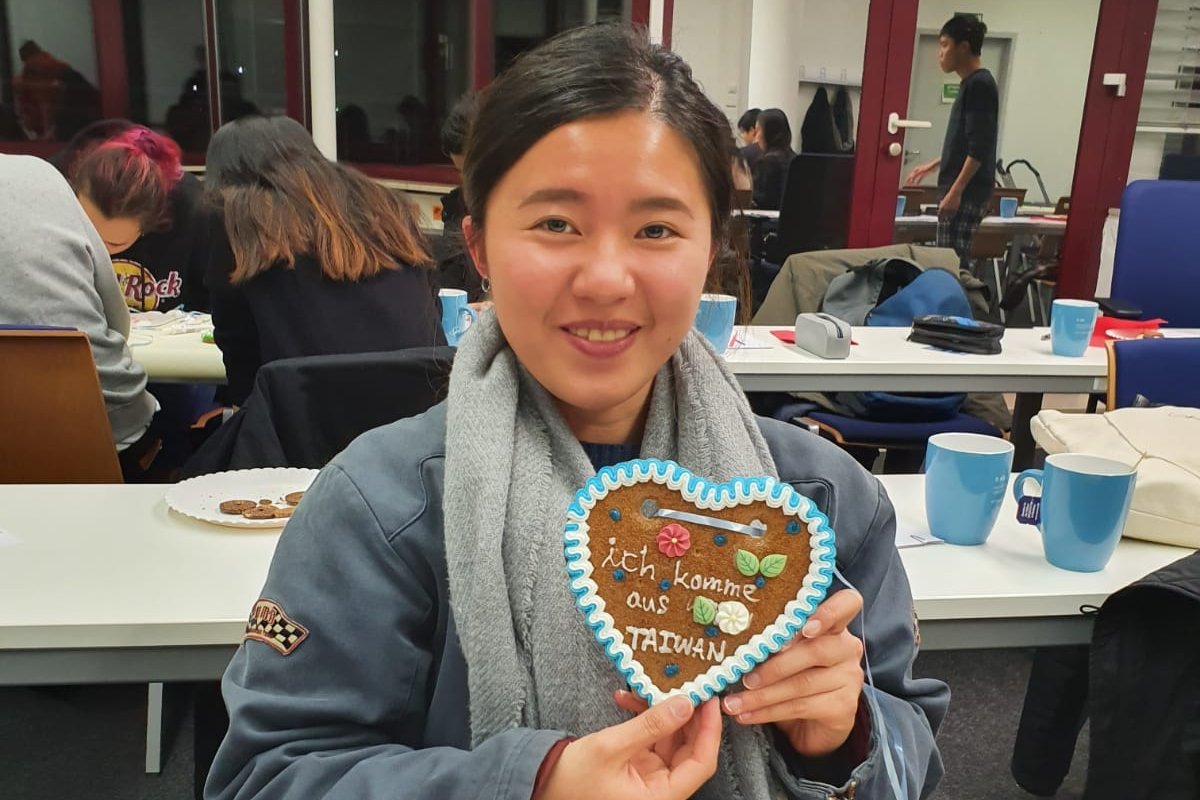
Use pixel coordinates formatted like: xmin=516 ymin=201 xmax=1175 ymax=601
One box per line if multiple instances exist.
xmin=1013 ymin=453 xmax=1137 ymax=572
xmin=694 ymin=293 xmax=737 ymax=353
xmin=1050 ymin=299 xmax=1099 ymax=357
xmin=439 ymin=289 xmax=477 ymax=347
xmin=999 ymin=196 xmax=1019 ymax=218
xmin=924 ymin=432 xmax=1014 ymax=545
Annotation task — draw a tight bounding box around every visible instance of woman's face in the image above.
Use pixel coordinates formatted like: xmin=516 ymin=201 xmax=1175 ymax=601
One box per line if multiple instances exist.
xmin=78 ymin=194 xmax=141 ymax=255
xmin=465 ymin=110 xmax=714 ymax=435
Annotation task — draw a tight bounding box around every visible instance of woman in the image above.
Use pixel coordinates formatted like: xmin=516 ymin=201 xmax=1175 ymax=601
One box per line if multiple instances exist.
xmin=204 ymin=116 xmax=444 ymax=405
xmin=56 ymin=120 xmax=211 ymax=313
xmin=751 ymin=108 xmax=795 ymax=211
xmin=205 ymin=26 xmax=946 ymax=800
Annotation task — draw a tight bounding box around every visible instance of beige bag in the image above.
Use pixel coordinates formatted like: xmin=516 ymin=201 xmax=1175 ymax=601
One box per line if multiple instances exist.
xmin=1030 ymin=407 xmax=1200 ymax=548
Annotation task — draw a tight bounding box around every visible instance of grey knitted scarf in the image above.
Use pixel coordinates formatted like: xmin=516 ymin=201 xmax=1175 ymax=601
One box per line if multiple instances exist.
xmin=444 ymin=312 xmax=783 ymax=799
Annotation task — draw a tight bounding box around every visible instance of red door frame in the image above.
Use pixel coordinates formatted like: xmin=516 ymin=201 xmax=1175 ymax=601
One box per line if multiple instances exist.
xmin=91 ymin=0 xmax=129 ymax=120
xmin=846 ymin=0 xmax=917 ymax=247
xmin=1056 ymin=0 xmax=1159 ymax=298
xmin=848 ymin=0 xmax=1156 ymax=279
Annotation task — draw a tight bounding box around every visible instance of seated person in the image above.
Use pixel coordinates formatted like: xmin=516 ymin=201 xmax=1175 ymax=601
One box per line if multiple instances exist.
xmin=0 ymin=154 xmax=157 ymax=475
xmin=205 ymin=26 xmax=946 ymax=800
xmin=55 ymin=120 xmax=212 ymax=313
xmin=435 ymin=93 xmax=486 ymax=303
xmin=737 ymin=107 xmax=761 ymax=169
xmin=751 ymin=108 xmax=795 ymax=211
xmin=204 ymin=116 xmax=444 ymax=406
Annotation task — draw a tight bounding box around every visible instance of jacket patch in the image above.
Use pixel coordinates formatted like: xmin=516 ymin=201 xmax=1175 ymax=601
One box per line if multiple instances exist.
xmin=245 ymin=598 xmax=308 ymax=655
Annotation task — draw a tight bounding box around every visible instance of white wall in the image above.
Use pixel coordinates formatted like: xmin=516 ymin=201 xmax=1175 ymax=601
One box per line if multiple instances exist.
xmin=915 ymin=0 xmax=1100 ymax=203
xmin=670 ymin=0 xmax=752 ymax=125
xmin=7 ymin=0 xmax=98 ymax=85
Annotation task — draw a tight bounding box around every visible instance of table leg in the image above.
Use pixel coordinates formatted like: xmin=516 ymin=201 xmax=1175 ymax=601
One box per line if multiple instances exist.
xmin=1012 ymin=393 xmax=1045 ymax=470
xmin=145 ymin=681 xmax=163 ymax=774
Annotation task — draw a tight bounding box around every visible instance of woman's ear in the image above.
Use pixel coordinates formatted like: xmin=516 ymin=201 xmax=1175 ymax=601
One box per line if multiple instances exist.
xmin=463 ymin=215 xmax=488 ymax=281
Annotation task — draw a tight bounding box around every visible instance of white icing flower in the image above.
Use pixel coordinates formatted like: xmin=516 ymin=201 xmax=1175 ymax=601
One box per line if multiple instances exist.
xmin=715 ymin=600 xmax=751 ymax=635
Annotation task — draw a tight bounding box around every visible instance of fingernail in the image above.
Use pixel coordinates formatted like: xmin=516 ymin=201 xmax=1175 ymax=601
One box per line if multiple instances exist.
xmin=743 ymin=673 xmax=760 ymax=690
xmin=803 ymin=619 xmax=823 ymax=638
xmin=737 ymin=712 xmax=753 ymax=724
xmin=723 ymin=696 xmax=742 ymax=714
xmin=668 ymin=696 xmax=692 ymax=719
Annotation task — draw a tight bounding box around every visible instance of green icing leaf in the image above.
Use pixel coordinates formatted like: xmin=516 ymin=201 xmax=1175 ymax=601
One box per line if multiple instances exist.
xmin=692 ymin=595 xmax=717 ymax=625
xmin=759 ymin=553 xmax=788 ymax=579
xmin=735 ymin=549 xmax=760 ymax=577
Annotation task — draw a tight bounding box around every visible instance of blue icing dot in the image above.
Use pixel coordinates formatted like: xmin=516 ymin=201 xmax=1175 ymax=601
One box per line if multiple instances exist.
xmin=659 ymin=579 xmax=671 ymax=591
xmin=664 ymin=663 xmax=680 ymax=678
xmin=612 ymin=569 xmax=625 ymax=582
xmin=713 ymin=534 xmax=727 ymax=547
xmin=705 ymin=626 xmax=719 ymax=637
xmin=755 ymin=575 xmax=766 ymax=588
xmin=609 ymin=508 xmax=622 ymax=522
xmin=786 ymin=520 xmax=800 ymax=535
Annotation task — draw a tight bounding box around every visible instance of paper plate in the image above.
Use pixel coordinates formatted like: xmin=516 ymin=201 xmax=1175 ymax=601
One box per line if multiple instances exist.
xmin=166 ymin=468 xmax=319 ymax=528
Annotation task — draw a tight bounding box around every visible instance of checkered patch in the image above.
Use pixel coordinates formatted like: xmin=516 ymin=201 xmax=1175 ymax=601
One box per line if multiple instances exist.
xmin=245 ymin=598 xmax=308 ymax=656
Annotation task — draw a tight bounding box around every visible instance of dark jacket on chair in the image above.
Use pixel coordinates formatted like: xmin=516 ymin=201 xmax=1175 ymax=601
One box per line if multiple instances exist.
xmin=206 ymin=233 xmax=445 ymax=405
xmin=1085 ymin=552 xmax=1200 ymax=800
xmin=183 ymin=347 xmax=455 ymax=475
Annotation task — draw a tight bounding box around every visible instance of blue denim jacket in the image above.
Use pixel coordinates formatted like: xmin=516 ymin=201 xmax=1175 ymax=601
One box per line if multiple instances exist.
xmin=205 ymin=404 xmax=948 ymax=799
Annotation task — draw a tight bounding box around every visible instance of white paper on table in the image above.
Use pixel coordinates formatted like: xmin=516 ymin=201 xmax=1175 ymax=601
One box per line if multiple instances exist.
xmin=130 ymin=310 xmax=213 ymax=335
xmin=893 ymin=512 xmax=943 ymax=548
xmin=727 ymin=326 xmax=777 ymax=351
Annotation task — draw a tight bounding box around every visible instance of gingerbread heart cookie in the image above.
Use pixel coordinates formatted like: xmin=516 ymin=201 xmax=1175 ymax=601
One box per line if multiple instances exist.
xmin=565 ymin=459 xmax=836 ymax=705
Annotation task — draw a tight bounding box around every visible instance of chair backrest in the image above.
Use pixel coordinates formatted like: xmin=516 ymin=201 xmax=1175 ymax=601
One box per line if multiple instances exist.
xmin=987 ymin=187 xmax=1027 ymax=215
xmin=769 ymin=153 xmax=856 ymax=263
xmin=1111 ymin=180 xmax=1200 ymax=327
xmin=0 ymin=329 xmax=122 ymax=483
xmin=185 ymin=346 xmax=457 ymax=473
xmin=1106 ymin=337 xmax=1200 ymax=410
xmin=899 ymin=187 xmax=937 ymax=215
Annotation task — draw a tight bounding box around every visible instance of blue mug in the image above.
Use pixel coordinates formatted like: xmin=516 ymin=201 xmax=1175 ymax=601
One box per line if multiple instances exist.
xmin=1050 ymin=299 xmax=1099 ymax=357
xmin=694 ymin=294 xmax=737 ymax=353
xmin=896 ymin=196 xmax=907 ymax=217
xmin=439 ymin=289 xmax=478 ymax=347
xmin=924 ymin=432 xmax=1014 ymax=545
xmin=999 ymin=196 xmax=1019 ymax=218
xmin=1013 ymin=453 xmax=1137 ymax=572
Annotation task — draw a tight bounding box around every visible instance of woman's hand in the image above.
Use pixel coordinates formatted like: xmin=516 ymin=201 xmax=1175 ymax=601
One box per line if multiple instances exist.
xmin=722 ymin=589 xmax=865 ymax=758
xmin=535 ymin=694 xmax=722 ymax=800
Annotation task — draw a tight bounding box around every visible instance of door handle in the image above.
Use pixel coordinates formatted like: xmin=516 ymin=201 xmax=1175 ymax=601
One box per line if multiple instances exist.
xmin=887 ymin=112 xmax=933 ymax=135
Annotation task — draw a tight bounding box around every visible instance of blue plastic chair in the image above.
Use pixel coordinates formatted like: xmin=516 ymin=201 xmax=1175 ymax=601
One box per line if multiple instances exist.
xmin=773 ymin=401 xmax=1002 ymax=473
xmin=1103 ymin=181 xmax=1200 ymax=327
xmin=1106 ymin=338 xmax=1200 ymax=409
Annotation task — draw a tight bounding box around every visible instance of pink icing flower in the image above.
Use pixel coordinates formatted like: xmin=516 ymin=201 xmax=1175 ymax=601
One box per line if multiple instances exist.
xmin=656 ymin=524 xmax=692 ymax=558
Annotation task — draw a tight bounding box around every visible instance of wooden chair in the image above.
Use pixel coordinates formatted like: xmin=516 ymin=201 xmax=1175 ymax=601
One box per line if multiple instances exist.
xmin=0 ymin=329 xmax=122 ymax=483
xmin=988 ymin=187 xmax=1028 ymax=215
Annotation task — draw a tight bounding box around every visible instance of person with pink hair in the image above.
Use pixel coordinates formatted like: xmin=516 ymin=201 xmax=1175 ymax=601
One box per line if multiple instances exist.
xmin=55 ymin=120 xmax=212 ymax=312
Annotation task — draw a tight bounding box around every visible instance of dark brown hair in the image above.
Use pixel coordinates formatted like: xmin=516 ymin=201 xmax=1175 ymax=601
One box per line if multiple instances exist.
xmin=205 ymin=115 xmax=430 ymax=285
xmin=462 ymin=23 xmax=749 ymax=316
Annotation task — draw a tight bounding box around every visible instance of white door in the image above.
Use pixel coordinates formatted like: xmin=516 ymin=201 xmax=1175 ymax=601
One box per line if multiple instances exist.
xmin=900 ymin=32 xmax=1011 ymax=187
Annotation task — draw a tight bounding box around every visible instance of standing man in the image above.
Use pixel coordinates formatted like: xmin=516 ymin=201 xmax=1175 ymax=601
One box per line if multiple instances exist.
xmin=906 ymin=15 xmax=998 ymax=274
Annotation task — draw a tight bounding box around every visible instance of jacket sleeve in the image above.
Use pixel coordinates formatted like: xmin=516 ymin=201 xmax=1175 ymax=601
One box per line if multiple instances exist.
xmin=205 ymin=462 xmax=563 ymax=800
xmin=770 ymin=481 xmax=949 ymax=799
xmin=963 ymin=80 xmax=998 ymax=164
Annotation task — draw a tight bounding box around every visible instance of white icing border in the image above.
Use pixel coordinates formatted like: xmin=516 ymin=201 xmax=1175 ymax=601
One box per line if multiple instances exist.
xmin=564 ymin=459 xmax=837 ymax=705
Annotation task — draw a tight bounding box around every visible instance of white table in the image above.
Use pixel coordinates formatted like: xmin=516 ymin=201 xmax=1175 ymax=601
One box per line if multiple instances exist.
xmin=130 ymin=328 xmax=226 ymax=385
xmin=894 ymin=214 xmax=1067 ymax=237
xmin=0 ymin=478 xmax=1191 ymax=682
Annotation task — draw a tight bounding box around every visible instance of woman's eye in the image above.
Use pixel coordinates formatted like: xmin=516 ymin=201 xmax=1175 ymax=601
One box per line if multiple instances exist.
xmin=538 ymin=218 xmax=576 ymax=234
xmin=639 ymin=224 xmax=676 ymax=240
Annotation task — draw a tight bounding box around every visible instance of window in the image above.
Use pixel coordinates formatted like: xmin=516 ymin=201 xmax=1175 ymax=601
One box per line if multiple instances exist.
xmin=333 ymin=0 xmax=471 ymax=165
xmin=1129 ymin=0 xmax=1200 ymax=182
xmin=1 ymin=0 xmax=101 ymax=145
xmin=493 ymin=0 xmax=627 ymax=74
